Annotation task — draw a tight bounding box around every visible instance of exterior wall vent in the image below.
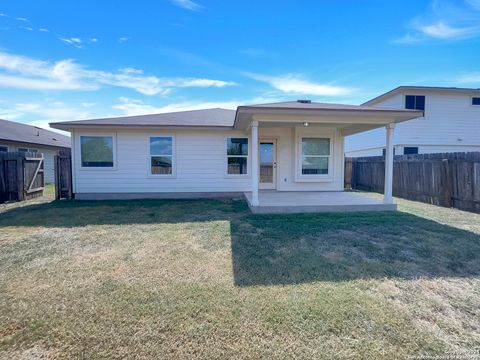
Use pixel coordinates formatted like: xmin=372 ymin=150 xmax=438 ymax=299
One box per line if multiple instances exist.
xmin=297 ymin=99 xmax=311 ymax=104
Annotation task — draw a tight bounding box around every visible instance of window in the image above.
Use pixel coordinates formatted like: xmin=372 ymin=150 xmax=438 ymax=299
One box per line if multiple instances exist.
xmin=0 ymin=145 xmax=8 ymax=152
xmin=301 ymin=138 xmax=330 ymax=175
xmin=150 ymin=136 xmax=173 ymax=175
xmin=405 ymin=95 xmax=425 ymax=111
xmin=403 ymin=146 xmax=418 ymax=155
xmin=227 ymin=138 xmax=248 ymax=175
xmin=382 ymin=148 xmax=397 ymax=156
xmin=472 ymin=97 xmax=480 ymax=105
xmin=17 ymin=147 xmax=38 ymax=153
xmin=80 ymin=136 xmax=114 ymax=168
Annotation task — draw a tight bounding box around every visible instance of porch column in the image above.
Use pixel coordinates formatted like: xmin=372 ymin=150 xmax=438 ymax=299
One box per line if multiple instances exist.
xmin=384 ymin=123 xmax=395 ymax=204
xmin=251 ymin=121 xmax=259 ymax=206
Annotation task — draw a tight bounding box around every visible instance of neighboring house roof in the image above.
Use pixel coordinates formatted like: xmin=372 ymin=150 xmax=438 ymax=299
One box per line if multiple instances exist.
xmin=50 ymin=101 xmax=422 ymax=131
xmin=0 ymin=118 xmax=71 ymax=148
xmin=363 ymin=86 xmax=480 ymax=106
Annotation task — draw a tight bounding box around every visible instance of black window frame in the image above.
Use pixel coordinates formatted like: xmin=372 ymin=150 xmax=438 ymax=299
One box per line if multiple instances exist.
xmin=405 ymin=95 xmax=425 ymax=111
xmin=472 ymin=97 xmax=480 ymax=106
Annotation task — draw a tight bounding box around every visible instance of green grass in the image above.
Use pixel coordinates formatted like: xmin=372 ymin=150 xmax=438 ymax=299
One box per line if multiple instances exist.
xmin=0 ymin=191 xmax=479 ymax=359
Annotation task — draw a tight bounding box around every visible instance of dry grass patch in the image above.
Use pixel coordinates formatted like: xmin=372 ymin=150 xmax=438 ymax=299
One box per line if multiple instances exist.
xmin=0 ymin=189 xmax=479 ymax=358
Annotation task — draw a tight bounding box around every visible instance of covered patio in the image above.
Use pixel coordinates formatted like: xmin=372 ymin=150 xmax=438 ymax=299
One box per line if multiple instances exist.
xmin=234 ymin=101 xmax=422 ymax=213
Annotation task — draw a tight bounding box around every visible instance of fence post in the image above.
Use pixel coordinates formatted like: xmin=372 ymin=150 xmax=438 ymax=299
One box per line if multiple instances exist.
xmin=344 ymin=157 xmax=352 ymax=190
xmin=441 ymin=159 xmax=453 ymax=208
xmin=54 ymin=155 xmax=60 ymax=200
xmin=16 ymin=154 xmax=24 ymax=201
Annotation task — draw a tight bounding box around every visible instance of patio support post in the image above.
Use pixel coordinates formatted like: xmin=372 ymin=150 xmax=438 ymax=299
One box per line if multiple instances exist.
xmin=251 ymin=121 xmax=259 ymax=206
xmin=384 ymin=123 xmax=395 ymax=204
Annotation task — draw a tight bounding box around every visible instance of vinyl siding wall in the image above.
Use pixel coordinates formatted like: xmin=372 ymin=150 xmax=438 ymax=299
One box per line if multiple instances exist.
xmin=345 ymin=91 xmax=480 ymax=155
xmin=72 ymin=127 xmax=345 ymax=195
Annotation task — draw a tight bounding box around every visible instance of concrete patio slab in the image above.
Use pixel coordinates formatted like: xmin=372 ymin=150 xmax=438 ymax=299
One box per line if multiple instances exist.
xmin=244 ymin=191 xmax=397 ymax=214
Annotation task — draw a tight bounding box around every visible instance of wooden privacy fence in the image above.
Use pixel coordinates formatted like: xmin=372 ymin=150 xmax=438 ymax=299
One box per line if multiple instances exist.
xmin=345 ymin=152 xmax=480 ymax=213
xmin=54 ymin=153 xmax=73 ymax=200
xmin=0 ymin=152 xmax=45 ymax=203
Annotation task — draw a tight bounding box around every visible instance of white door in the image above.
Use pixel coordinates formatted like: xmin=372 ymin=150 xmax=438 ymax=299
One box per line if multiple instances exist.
xmin=259 ymin=139 xmax=277 ymax=190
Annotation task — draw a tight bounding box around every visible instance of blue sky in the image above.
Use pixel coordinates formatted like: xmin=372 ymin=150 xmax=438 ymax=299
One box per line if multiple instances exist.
xmin=0 ymin=0 xmax=479 ymax=131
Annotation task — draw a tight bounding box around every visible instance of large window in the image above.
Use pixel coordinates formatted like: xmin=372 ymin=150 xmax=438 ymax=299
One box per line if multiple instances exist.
xmin=301 ymin=138 xmax=330 ymax=175
xmin=80 ymin=136 xmax=114 ymax=168
xmin=0 ymin=145 xmax=8 ymax=152
xmin=405 ymin=95 xmax=425 ymax=111
xmin=150 ymin=136 xmax=173 ymax=175
xmin=227 ymin=138 xmax=248 ymax=175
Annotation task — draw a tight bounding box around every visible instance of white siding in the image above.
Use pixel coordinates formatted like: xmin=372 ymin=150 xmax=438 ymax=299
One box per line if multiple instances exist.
xmin=345 ymin=91 xmax=480 ymax=154
xmin=73 ymin=127 xmax=345 ymax=195
xmin=40 ymin=148 xmax=59 ymax=183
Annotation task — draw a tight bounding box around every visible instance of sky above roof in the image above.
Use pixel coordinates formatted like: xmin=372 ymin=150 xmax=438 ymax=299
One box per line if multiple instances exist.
xmin=0 ymin=0 xmax=479 ymax=132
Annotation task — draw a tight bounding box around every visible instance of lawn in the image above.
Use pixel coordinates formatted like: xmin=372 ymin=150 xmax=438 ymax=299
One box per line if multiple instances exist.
xmin=1 ymin=186 xmax=479 ymax=359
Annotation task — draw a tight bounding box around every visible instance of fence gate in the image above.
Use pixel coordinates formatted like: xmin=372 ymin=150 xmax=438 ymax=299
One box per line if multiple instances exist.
xmin=54 ymin=154 xmax=73 ymax=200
xmin=0 ymin=152 xmax=44 ymax=204
xmin=24 ymin=156 xmax=45 ymax=195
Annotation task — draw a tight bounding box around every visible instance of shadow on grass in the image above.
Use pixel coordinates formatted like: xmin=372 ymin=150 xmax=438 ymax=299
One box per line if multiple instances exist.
xmin=1 ymin=199 xmax=480 ymax=285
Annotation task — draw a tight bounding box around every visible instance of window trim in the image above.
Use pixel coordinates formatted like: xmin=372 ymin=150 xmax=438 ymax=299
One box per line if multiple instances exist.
xmin=225 ymin=137 xmax=250 ymax=177
xmin=295 ymin=129 xmax=334 ymax=182
xmin=147 ymin=134 xmax=176 ymax=178
xmin=17 ymin=147 xmax=38 ymax=153
xmin=78 ymin=133 xmax=117 ymax=171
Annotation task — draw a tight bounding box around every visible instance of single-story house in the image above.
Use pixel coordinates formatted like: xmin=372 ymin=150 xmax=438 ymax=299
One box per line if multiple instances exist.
xmin=50 ymin=101 xmax=421 ymax=213
xmin=346 ymin=86 xmax=480 ymax=157
xmin=0 ymin=119 xmax=71 ymax=183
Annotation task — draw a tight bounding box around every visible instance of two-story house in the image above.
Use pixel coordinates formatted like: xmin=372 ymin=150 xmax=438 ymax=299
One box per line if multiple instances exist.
xmin=345 ymin=86 xmax=480 ymax=156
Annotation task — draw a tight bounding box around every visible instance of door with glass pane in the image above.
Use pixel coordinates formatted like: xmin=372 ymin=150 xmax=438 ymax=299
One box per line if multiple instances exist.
xmin=259 ymin=139 xmax=277 ymax=190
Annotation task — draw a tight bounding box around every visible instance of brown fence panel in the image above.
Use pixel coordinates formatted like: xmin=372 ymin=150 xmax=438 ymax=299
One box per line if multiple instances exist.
xmin=55 ymin=154 xmax=73 ymax=200
xmin=347 ymin=152 xmax=480 ymax=213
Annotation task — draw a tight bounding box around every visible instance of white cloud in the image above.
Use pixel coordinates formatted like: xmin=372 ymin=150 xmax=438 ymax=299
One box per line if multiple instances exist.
xmin=395 ymin=0 xmax=480 ymax=43
xmin=456 ymin=72 xmax=480 ymax=83
xmin=61 ymin=37 xmax=83 ymax=48
xmin=90 ymin=38 xmax=98 ymax=42
xmin=0 ymin=13 xmax=8 ymax=17
xmin=0 ymin=101 xmax=93 ymax=134
xmin=38 ymin=28 xmax=49 ymax=32
xmin=245 ymin=73 xmax=353 ymax=96
xmin=16 ymin=17 xmax=28 ymax=22
xmin=20 ymin=26 xmax=34 ymax=31
xmin=169 ymin=0 xmax=203 ymax=11
xmin=0 ymin=51 xmax=236 ymax=95
xmin=419 ymin=21 xmax=480 ymax=39
xmin=112 ymin=96 xmax=282 ymax=117
xmin=118 ymin=37 xmax=130 ymax=43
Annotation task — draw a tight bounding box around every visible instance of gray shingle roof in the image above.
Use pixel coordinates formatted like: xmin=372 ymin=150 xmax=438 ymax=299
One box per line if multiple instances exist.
xmin=51 ymin=108 xmax=236 ymax=129
xmin=239 ymin=100 xmax=418 ymax=112
xmin=50 ymin=101 xmax=422 ymax=131
xmin=0 ymin=119 xmax=70 ymax=148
